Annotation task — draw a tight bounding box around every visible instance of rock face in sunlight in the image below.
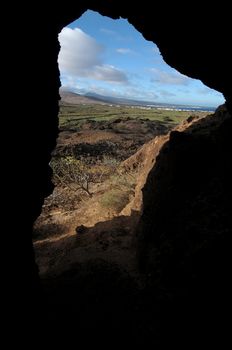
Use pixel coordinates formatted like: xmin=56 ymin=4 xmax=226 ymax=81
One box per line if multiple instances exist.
xmin=13 ymin=0 xmax=231 ymax=347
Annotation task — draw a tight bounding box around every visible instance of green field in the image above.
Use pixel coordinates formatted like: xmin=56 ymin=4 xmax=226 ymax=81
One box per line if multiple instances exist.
xmin=59 ymin=103 xmax=208 ymax=129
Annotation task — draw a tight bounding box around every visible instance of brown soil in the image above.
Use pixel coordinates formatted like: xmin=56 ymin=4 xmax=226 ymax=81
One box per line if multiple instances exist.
xmin=33 ymin=114 xmax=204 ymax=279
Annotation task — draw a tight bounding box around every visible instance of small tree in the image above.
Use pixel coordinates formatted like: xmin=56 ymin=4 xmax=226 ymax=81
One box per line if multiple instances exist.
xmin=50 ymin=156 xmax=96 ymax=196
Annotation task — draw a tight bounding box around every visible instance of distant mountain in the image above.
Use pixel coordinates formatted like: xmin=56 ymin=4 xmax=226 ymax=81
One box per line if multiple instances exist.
xmin=60 ymin=90 xmax=152 ymax=106
xmin=60 ymin=90 xmax=216 ymax=112
xmin=84 ymin=92 xmax=216 ymax=111
xmin=59 ymin=90 xmax=106 ymax=105
xmin=84 ymin=92 xmax=149 ymax=106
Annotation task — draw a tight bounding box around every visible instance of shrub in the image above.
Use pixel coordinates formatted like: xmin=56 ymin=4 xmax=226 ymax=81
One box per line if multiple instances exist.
xmin=100 ymin=189 xmax=132 ymax=213
xmin=50 ymin=156 xmax=98 ymax=196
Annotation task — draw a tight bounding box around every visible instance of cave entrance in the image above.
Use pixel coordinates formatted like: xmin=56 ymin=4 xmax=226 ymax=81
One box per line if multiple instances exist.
xmin=32 ymin=10 xmax=224 ymax=276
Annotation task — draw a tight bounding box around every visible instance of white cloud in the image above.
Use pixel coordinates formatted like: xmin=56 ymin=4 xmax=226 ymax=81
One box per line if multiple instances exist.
xmin=59 ymin=28 xmax=102 ymax=74
xmin=108 ymin=87 xmax=158 ymax=101
xmin=90 ymin=65 xmax=128 ymax=82
xmin=58 ymin=27 xmax=128 ymax=83
xmin=150 ymin=68 xmax=190 ymax=85
xmin=116 ymin=48 xmax=133 ymax=54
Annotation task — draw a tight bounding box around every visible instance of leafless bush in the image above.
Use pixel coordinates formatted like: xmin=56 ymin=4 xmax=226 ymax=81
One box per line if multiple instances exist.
xmin=50 ymin=155 xmax=114 ymax=197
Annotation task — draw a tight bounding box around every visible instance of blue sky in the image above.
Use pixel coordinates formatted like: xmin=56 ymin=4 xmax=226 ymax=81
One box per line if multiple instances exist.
xmin=58 ymin=10 xmax=224 ymax=107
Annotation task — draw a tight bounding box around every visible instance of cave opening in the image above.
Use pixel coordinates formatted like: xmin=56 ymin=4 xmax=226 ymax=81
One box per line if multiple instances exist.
xmin=32 ymin=10 xmax=225 ymax=278
xmin=18 ymin=3 xmax=232 ymax=346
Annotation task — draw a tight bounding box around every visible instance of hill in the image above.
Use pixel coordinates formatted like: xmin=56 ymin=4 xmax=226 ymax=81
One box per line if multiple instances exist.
xmin=59 ymin=90 xmax=106 ymax=105
xmin=60 ymin=90 xmax=216 ymax=112
xmin=59 ymin=90 xmax=143 ymax=106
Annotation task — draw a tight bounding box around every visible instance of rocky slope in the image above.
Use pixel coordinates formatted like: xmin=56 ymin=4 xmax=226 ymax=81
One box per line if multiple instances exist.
xmin=33 ymin=104 xmax=232 ymax=347
xmin=34 ymin=110 xmax=209 ymax=277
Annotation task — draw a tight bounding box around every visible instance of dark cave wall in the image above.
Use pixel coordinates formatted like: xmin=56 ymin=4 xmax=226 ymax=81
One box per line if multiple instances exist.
xmin=137 ymin=105 xmax=232 ymax=275
xmin=15 ymin=1 xmax=231 ymax=287
xmin=14 ymin=20 xmax=61 ymax=287
xmin=136 ymin=105 xmax=232 ymax=344
xmin=7 ymin=1 xmax=231 ymax=346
